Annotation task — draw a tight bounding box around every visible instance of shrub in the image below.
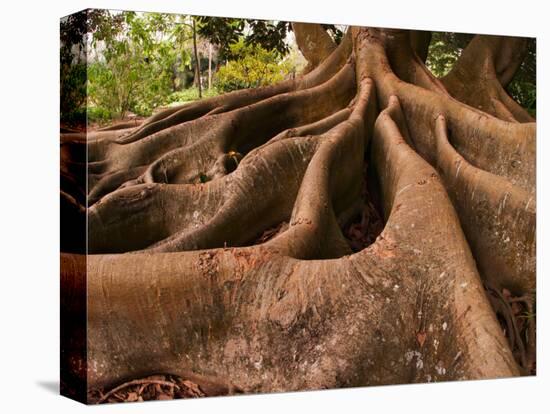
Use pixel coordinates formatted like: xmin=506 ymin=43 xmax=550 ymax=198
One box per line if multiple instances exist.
xmin=87 ymin=106 xmax=112 ymax=124
xmin=87 ymin=12 xmax=180 ymax=119
xmin=215 ymin=40 xmax=293 ymax=93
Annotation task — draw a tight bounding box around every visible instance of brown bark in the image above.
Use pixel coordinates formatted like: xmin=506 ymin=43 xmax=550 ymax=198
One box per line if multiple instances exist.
xmin=292 ymin=22 xmax=337 ymax=73
xmin=208 ymin=43 xmax=212 ymax=90
xmin=192 ymin=18 xmax=202 ymax=98
xmin=409 ymin=30 xmax=432 ymax=62
xmin=60 ymin=24 xmax=536 ymax=402
xmin=441 ymin=35 xmax=533 ymax=122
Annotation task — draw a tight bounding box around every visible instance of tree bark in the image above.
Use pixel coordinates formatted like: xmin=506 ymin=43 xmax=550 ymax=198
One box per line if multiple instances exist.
xmin=192 ymin=18 xmax=202 ymax=98
xmin=441 ymin=35 xmax=533 ymax=122
xmin=208 ymin=43 xmax=213 ymax=90
xmin=60 ymin=24 xmax=536 ymax=403
xmin=292 ymin=22 xmax=337 ymax=73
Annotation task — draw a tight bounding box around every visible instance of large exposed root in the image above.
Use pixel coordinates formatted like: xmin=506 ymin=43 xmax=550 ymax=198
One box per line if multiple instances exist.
xmin=88 ymin=136 xmax=320 ymax=253
xmin=382 ymin=29 xmax=449 ymax=94
xmin=85 ymin=61 xmax=356 ymax=200
xmin=352 ymin=28 xmax=535 ymax=191
xmin=266 ymin=78 xmax=376 ymax=259
xmin=441 ymin=35 xmax=534 ymax=123
xmin=66 ymin=93 xmax=518 ymax=392
xmin=434 ymin=115 xmax=535 ymax=294
xmin=115 ymin=31 xmax=352 ymax=144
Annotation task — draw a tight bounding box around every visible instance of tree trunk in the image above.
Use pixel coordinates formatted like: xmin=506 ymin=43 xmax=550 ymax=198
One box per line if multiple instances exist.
xmin=208 ymin=43 xmax=213 ymax=90
xmin=292 ymin=22 xmax=337 ymax=73
xmin=60 ymin=25 xmax=536 ymax=403
xmin=192 ymin=18 xmax=202 ymax=98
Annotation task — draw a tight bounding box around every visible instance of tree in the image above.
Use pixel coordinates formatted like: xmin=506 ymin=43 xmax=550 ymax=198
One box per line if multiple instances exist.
xmin=197 ymin=17 xmax=343 ymax=62
xmin=192 ymin=17 xmax=202 ymax=98
xmin=208 ymin=43 xmax=213 ymax=90
xmin=87 ymin=12 xmax=180 ymax=119
xmin=60 ymin=9 xmax=123 ymax=125
xmin=60 ymin=24 xmax=535 ymax=402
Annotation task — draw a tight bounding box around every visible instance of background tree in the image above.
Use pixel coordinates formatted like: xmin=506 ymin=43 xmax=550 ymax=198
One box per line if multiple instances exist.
xmin=192 ymin=17 xmax=202 ymax=98
xmin=87 ymin=12 xmax=181 ymax=119
xmin=197 ymin=17 xmax=342 ymax=61
xmin=60 ymin=9 xmax=124 ymax=126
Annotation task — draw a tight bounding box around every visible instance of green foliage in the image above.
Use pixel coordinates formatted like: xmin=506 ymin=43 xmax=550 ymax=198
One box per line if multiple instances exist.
xmin=426 ymin=32 xmax=467 ymax=78
xmin=60 ymin=9 xmax=127 ymax=123
xmin=214 ymin=40 xmax=293 ymax=92
xmin=60 ymin=63 xmax=87 ymax=120
xmin=60 ymin=10 xmax=87 ymax=67
xmin=197 ymin=17 xmax=290 ymax=61
xmin=60 ymin=10 xmax=89 ymax=123
xmin=197 ymin=17 xmax=344 ymax=62
xmin=167 ymin=87 xmax=219 ymax=105
xmin=60 ymin=107 xmax=87 ymax=126
xmin=87 ymin=106 xmax=112 ymax=124
xmin=196 ymin=17 xmax=246 ymax=60
xmin=506 ymin=38 xmax=536 ymax=116
xmin=87 ymin=12 xmax=186 ymax=118
xmin=71 ymin=12 xmax=336 ymax=122
xmin=243 ymin=20 xmax=291 ymax=58
xmin=83 ymin=12 xmax=306 ymax=119
xmin=507 ymin=78 xmax=536 ymax=117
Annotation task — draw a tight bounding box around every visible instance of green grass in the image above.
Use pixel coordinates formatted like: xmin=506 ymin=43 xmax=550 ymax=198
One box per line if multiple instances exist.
xmin=167 ymin=87 xmax=220 ymax=106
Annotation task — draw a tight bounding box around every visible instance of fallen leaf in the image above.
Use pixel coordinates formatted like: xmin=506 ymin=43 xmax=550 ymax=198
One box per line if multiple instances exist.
xmin=126 ymin=392 xmax=138 ymax=402
xmin=416 ymin=331 xmax=427 ymax=347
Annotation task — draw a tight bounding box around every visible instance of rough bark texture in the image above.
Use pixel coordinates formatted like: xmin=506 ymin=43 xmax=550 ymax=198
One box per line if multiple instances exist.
xmin=60 ymin=25 xmax=536 ymax=403
xmin=292 ymin=22 xmax=337 ymax=73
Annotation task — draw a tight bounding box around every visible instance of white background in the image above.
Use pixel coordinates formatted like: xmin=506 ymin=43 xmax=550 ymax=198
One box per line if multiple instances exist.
xmin=0 ymin=0 xmax=547 ymax=412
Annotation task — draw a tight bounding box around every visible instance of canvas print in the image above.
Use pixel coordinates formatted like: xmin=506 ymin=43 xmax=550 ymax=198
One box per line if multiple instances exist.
xmin=60 ymin=8 xmax=536 ymax=404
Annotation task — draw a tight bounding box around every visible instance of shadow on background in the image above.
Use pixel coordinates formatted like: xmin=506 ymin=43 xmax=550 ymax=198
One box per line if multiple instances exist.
xmin=37 ymin=381 xmax=59 ymax=395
